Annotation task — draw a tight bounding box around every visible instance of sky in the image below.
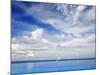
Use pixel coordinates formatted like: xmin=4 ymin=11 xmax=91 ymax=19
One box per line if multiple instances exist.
xmin=11 ymin=1 xmax=96 ymax=61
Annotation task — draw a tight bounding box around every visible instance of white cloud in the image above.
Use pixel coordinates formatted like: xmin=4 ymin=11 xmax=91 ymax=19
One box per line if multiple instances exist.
xmin=82 ymin=7 xmax=96 ymax=21
xmin=59 ymin=33 xmax=95 ymax=47
xmin=12 ymin=43 xmax=19 ymax=50
xmin=31 ymin=28 xmax=44 ymax=40
xmin=43 ymin=18 xmax=95 ymax=36
xmin=41 ymin=38 xmax=49 ymax=43
xmin=12 ymin=28 xmax=95 ymax=61
xmin=72 ymin=6 xmax=86 ymax=24
xmin=56 ymin=4 xmax=87 ymax=24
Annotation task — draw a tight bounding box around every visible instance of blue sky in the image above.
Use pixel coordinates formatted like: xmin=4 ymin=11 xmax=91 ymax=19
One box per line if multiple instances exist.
xmin=11 ymin=1 xmax=96 ymax=60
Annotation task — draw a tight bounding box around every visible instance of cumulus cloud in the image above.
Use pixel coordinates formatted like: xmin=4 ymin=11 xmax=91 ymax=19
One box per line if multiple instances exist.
xmin=12 ymin=28 xmax=95 ymax=61
xmin=31 ymin=28 xmax=44 ymax=40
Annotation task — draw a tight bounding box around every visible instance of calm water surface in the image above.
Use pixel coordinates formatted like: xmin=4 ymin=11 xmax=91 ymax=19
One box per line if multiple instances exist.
xmin=11 ymin=59 xmax=96 ymax=74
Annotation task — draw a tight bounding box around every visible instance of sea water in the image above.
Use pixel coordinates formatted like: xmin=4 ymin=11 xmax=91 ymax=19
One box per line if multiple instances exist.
xmin=11 ymin=59 xmax=96 ymax=74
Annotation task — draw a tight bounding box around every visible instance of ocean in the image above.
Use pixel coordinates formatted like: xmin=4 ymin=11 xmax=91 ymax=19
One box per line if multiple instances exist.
xmin=11 ymin=58 xmax=96 ymax=74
